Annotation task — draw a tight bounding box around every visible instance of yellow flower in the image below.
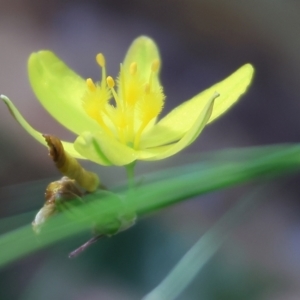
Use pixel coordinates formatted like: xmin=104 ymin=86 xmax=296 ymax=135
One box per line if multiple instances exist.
xmin=1 ymin=36 xmax=254 ymax=166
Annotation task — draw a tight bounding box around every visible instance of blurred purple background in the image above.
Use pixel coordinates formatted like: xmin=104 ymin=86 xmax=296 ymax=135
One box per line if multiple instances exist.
xmin=1 ymin=1 xmax=300 ymax=299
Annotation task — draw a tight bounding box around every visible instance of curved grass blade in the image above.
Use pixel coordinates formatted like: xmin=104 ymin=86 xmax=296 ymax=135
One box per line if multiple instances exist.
xmin=142 ymin=187 xmax=264 ymax=300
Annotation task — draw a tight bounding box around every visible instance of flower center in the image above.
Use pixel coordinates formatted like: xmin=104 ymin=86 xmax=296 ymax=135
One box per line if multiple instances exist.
xmin=82 ymin=53 xmax=165 ymax=149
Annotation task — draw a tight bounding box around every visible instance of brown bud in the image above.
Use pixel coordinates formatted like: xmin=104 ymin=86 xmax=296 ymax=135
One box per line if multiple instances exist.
xmin=32 ymin=177 xmax=83 ymax=234
xmin=45 ymin=176 xmax=83 ymax=204
xmin=32 ymin=202 xmax=56 ymax=234
xmin=43 ymin=134 xmax=100 ymax=192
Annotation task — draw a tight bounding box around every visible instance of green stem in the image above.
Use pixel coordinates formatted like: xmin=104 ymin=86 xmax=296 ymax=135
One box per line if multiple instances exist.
xmin=125 ymin=161 xmax=136 ymax=189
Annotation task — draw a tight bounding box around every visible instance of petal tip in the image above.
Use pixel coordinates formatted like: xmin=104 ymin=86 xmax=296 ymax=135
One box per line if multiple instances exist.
xmin=28 ymin=50 xmax=56 ymax=65
xmin=243 ymin=63 xmax=255 ymax=77
xmin=0 ymin=94 xmax=8 ymax=101
xmin=133 ymin=35 xmax=155 ymax=44
xmin=129 ymin=36 xmax=158 ymax=55
xmin=0 ymin=94 xmax=13 ymax=111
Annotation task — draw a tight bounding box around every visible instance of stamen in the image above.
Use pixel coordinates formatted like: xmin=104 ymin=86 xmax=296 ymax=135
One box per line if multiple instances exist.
xmin=107 ymin=76 xmax=122 ymax=109
xmin=134 ymin=81 xmax=165 ymax=149
xmin=96 ymin=53 xmax=107 ymax=89
xmin=96 ymin=53 xmax=105 ymax=67
xmin=106 ymin=76 xmax=115 ymax=88
xmin=147 ymin=59 xmax=161 ymax=91
xmin=120 ymin=64 xmax=126 ymax=100
xmin=151 ymin=59 xmax=160 ymax=72
xmin=130 ymin=62 xmax=137 ymax=75
xmin=86 ymin=78 xmax=96 ymax=91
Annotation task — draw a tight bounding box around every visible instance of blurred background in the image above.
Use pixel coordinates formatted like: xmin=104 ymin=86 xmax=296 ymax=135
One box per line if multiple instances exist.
xmin=1 ymin=0 xmax=300 ymax=299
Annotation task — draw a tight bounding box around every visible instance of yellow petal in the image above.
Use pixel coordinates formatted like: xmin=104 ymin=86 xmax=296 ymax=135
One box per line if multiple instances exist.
xmin=28 ymin=51 xmax=98 ymax=135
xmin=0 ymin=95 xmax=83 ymax=159
xmin=139 ymin=93 xmax=217 ymax=161
xmin=136 ymin=144 xmax=174 ymax=160
xmin=140 ymin=64 xmax=254 ymax=149
xmin=123 ymin=36 xmax=161 ymax=84
xmin=74 ymin=131 xmax=138 ymax=166
xmin=207 ymin=64 xmax=254 ymax=122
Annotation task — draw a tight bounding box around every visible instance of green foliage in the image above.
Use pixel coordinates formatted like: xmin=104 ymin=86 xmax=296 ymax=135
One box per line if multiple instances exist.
xmin=0 ymin=144 xmax=299 ymax=267
xmin=0 ymin=144 xmax=299 ymax=299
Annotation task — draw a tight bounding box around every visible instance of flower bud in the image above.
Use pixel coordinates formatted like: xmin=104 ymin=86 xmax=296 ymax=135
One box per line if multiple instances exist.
xmin=43 ymin=134 xmax=101 ymax=192
xmin=32 ymin=177 xmax=82 ymax=234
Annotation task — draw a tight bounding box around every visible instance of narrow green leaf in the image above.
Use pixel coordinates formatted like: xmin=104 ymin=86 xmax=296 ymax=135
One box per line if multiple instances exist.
xmin=142 ymin=187 xmax=264 ymax=300
xmin=0 ymin=144 xmax=299 ymax=267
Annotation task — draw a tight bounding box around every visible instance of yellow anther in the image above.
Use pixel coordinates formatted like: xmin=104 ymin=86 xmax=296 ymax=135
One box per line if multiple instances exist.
xmin=86 ymin=78 xmax=96 ymax=91
xmin=144 ymin=83 xmax=150 ymax=94
xmin=96 ymin=53 xmax=105 ymax=67
xmin=151 ymin=59 xmax=160 ymax=72
xmin=106 ymin=76 xmax=115 ymax=88
xmin=130 ymin=62 xmax=137 ymax=75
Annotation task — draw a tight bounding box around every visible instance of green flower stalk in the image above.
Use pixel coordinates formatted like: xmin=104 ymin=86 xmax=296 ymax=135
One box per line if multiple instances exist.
xmin=0 ymin=36 xmax=254 ymax=168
